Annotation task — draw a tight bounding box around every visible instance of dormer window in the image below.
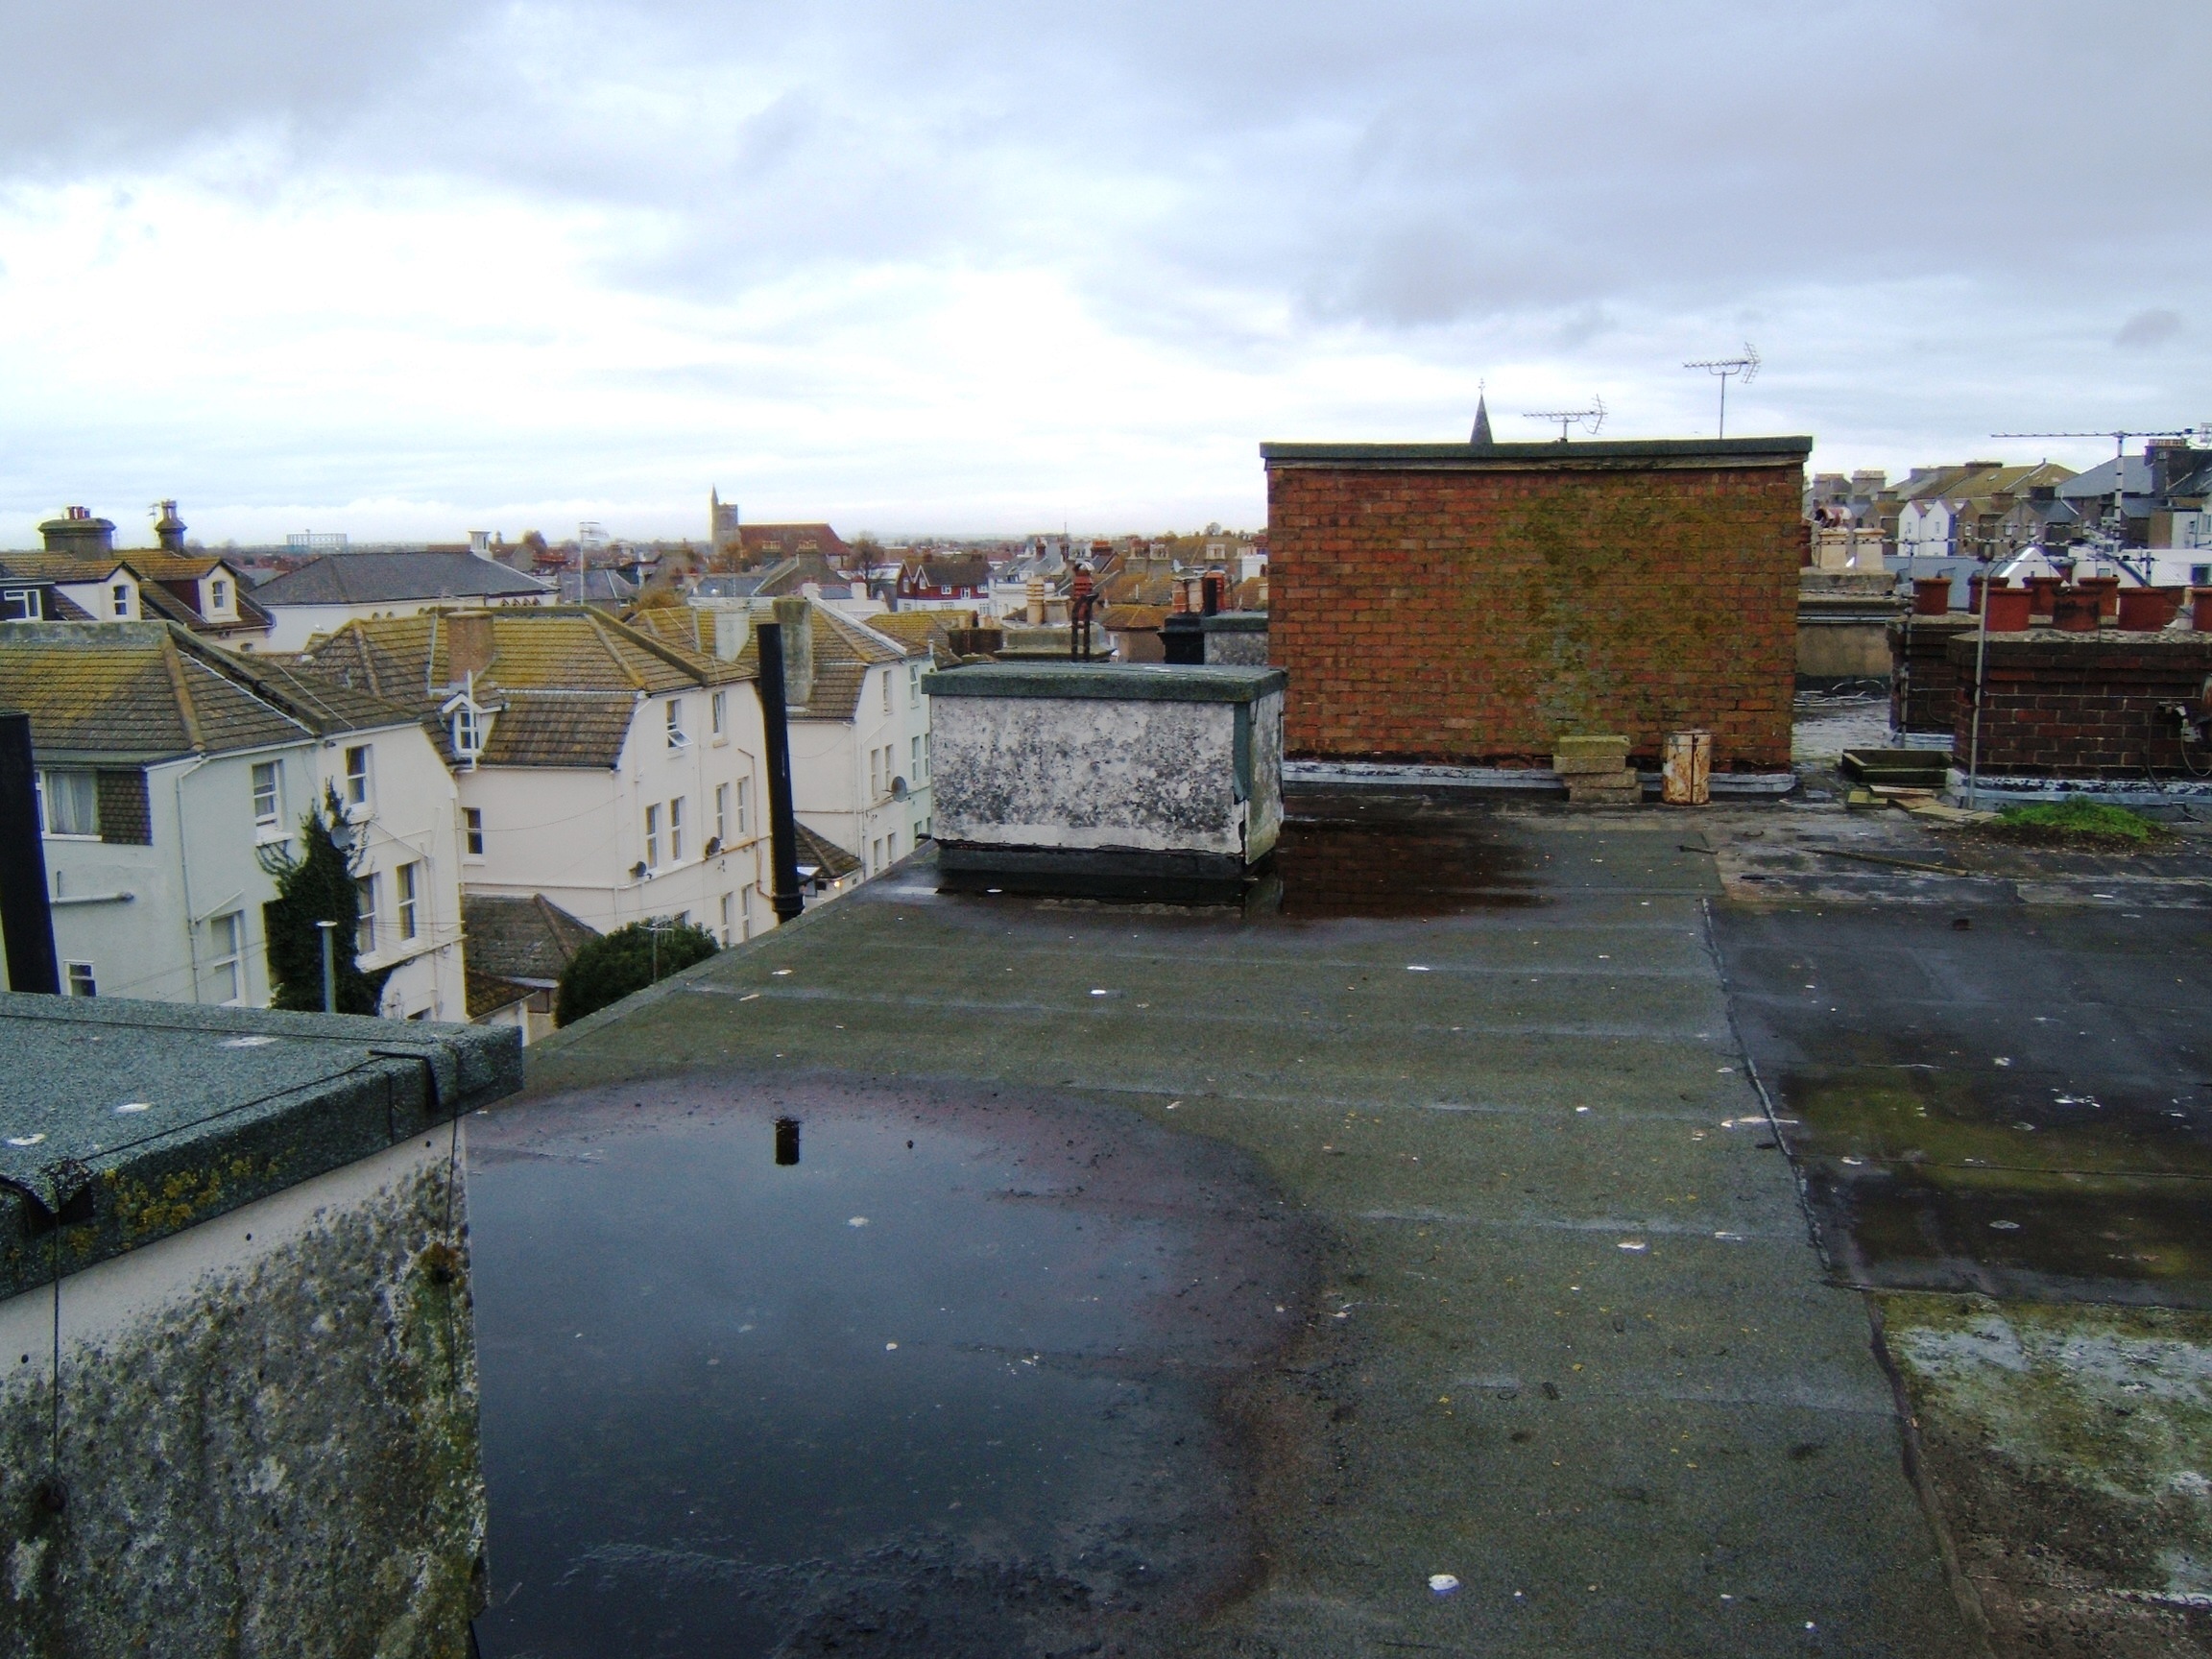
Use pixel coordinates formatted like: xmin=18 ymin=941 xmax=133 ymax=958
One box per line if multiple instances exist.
xmin=2 ymin=588 xmax=41 ymax=621
xmin=451 ymin=704 xmax=483 ymax=759
xmin=208 ymin=579 xmax=230 ymax=614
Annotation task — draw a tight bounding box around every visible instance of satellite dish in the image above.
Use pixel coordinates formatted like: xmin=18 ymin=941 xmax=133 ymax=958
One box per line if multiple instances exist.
xmin=630 ymin=860 xmax=648 ymax=880
xmin=891 ymin=776 xmax=908 ymax=799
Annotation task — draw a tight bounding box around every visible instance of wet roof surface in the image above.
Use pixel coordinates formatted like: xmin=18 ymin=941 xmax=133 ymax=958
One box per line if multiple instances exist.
xmin=1712 ymin=904 xmax=2212 ymax=1306
xmin=503 ymin=793 xmax=1974 ymax=1657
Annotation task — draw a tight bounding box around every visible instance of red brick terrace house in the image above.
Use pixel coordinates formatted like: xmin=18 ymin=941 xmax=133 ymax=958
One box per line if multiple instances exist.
xmin=1262 ymin=433 xmax=1813 ymax=771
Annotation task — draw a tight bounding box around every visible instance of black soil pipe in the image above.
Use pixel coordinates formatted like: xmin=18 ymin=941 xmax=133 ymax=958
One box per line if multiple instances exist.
xmin=0 ymin=710 xmax=60 ymax=994
xmin=753 ymin=623 xmax=805 ymax=923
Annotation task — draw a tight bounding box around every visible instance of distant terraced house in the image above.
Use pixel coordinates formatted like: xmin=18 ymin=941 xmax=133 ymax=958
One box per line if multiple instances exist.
xmin=296 ymin=606 xmax=777 ymax=946
xmin=252 ymin=548 xmax=556 ymax=651
xmin=0 ymin=620 xmax=465 ymax=1017
xmin=2 ymin=503 xmax=272 ymax=646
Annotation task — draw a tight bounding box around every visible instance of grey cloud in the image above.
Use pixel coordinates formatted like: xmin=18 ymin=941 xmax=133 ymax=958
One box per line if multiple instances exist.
xmin=2114 ymin=308 xmax=2183 ymax=349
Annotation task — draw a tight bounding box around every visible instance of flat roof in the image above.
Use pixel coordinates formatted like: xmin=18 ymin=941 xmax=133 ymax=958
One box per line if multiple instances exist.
xmin=1261 ymin=435 xmax=1815 ymax=469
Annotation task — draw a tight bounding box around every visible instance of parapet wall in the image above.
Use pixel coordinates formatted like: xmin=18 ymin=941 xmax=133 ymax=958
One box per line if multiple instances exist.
xmin=1262 ymin=437 xmax=1810 ymax=770
xmin=1946 ymin=632 xmax=2212 ymax=777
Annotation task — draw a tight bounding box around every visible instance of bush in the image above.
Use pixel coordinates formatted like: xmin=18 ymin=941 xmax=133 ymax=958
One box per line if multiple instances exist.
xmin=259 ymin=784 xmax=395 ymax=1015
xmin=555 ymin=918 xmax=720 ymax=1026
xmin=1992 ymin=800 xmax=2160 ymax=844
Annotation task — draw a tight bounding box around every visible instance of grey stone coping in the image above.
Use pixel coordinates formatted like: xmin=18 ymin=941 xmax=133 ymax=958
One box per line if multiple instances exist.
xmin=923 ymin=661 xmax=1287 ymax=704
xmin=1199 ymin=613 xmax=1268 ymax=633
xmin=0 ymin=993 xmax=521 ymax=1298
xmin=1260 ymin=435 xmax=1814 ymax=468
xmin=1281 ymin=759 xmax=1798 ymax=796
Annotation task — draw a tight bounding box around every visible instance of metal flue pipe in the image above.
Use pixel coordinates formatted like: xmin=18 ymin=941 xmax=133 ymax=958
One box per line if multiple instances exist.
xmin=752 ymin=623 xmax=805 ymax=923
xmin=0 ymin=710 xmax=60 ymax=994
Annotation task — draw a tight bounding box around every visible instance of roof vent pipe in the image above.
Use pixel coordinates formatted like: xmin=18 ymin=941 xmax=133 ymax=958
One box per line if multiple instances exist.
xmin=753 ymin=622 xmax=805 ymax=924
xmin=0 ymin=710 xmax=60 ymax=995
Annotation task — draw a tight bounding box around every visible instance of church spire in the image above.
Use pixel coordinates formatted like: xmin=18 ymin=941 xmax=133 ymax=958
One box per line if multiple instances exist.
xmin=1470 ymin=385 xmax=1494 ymax=447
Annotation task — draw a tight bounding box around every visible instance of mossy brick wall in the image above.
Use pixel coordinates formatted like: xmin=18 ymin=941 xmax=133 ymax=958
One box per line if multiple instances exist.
xmin=1265 ymin=461 xmax=1802 ymax=769
xmin=1888 ymin=617 xmax=1973 ymax=735
xmin=1946 ymin=633 xmax=2212 ymax=776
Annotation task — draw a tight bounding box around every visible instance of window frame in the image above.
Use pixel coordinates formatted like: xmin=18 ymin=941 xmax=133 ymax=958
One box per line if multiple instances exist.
xmin=65 ymin=961 xmax=97 ymax=998
xmin=209 ymin=911 xmax=245 ymax=1005
xmin=251 ymin=760 xmax=283 ymax=841
xmin=2 ymin=588 xmax=42 ymax=622
xmin=643 ymin=802 xmax=661 ymax=871
xmin=109 ymin=583 xmax=132 ymax=618
xmin=665 ymin=699 xmax=690 ymax=751
xmin=355 ymin=873 xmax=378 ymax=956
xmin=39 ymin=769 xmax=99 ymax=839
xmin=669 ymin=796 xmax=685 ymax=863
xmin=344 ymin=745 xmax=372 ymax=809
xmin=464 ymin=806 xmax=485 ymax=857
xmin=713 ymin=782 xmax=729 ymax=846
xmin=397 ymin=861 xmax=420 ymax=941
xmin=710 ymin=689 xmax=727 ymax=738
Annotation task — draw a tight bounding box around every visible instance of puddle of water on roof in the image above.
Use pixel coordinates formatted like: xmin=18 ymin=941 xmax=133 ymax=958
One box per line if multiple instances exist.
xmin=467 ymin=1077 xmax=1310 ymax=1657
xmin=1777 ymin=1062 xmax=2212 ymax=1307
xmin=1259 ymin=795 xmax=1541 ymax=918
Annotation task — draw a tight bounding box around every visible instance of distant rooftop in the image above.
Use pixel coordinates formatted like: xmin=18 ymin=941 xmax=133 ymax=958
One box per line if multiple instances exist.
xmin=252 ymin=550 xmax=555 ymax=607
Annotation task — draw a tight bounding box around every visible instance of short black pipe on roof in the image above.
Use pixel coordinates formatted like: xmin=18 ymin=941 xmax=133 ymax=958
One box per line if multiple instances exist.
xmin=752 ymin=623 xmax=805 ymax=924
xmin=0 ymin=710 xmax=60 ymax=995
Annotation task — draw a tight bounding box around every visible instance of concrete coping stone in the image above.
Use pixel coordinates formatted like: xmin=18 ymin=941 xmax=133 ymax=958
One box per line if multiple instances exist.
xmin=923 ymin=661 xmax=1287 ymax=704
xmin=1259 ymin=435 xmax=1814 ymax=468
xmin=1941 ymin=631 xmax=2212 ymax=664
xmin=1552 ymin=734 xmax=1633 ymax=761
xmin=0 ymin=992 xmax=521 ymax=1299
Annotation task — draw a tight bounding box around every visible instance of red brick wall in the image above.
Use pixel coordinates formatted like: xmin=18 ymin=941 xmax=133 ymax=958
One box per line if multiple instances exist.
xmin=1946 ymin=633 xmax=2212 ymax=777
xmin=1888 ymin=616 xmax=1973 ymax=734
xmin=1265 ymin=460 xmax=1803 ymax=769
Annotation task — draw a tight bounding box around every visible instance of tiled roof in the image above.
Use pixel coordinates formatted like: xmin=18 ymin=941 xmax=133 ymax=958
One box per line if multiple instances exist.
xmin=0 ymin=553 xmax=129 ymax=584
xmin=738 ymin=524 xmax=850 ymax=562
xmin=465 ymin=969 xmax=537 ymax=1020
xmin=0 ymin=621 xmax=412 ymax=763
xmin=643 ymin=598 xmax=920 ymax=722
xmin=252 ymin=551 xmax=555 ymax=607
xmin=461 ymin=893 xmax=599 ymax=983
xmin=794 ymin=820 xmax=861 ymax=879
xmin=1102 ymin=604 xmax=1167 ymax=631
xmin=294 ymin=608 xmax=750 ymax=769
xmin=481 ymin=693 xmax=640 ymax=768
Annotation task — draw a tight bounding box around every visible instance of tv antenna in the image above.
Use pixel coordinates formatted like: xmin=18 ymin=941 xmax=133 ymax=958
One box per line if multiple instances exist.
xmin=1521 ymin=395 xmax=1605 ymax=442
xmin=1988 ymin=423 xmax=2207 ymax=542
xmin=1683 ymin=344 xmax=1759 ymax=438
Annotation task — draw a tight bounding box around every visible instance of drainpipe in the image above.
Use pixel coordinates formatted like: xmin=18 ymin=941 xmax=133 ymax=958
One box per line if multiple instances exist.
xmin=753 ymin=622 xmax=805 ymax=923
xmin=0 ymin=710 xmax=60 ymax=993
xmin=172 ymin=754 xmax=212 ymax=1002
xmin=1964 ymin=553 xmax=1992 ymax=810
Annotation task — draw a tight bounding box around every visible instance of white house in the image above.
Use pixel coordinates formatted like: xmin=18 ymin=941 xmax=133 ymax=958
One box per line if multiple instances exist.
xmin=252 ymin=550 xmax=557 ymax=653
xmin=0 ymin=621 xmax=467 ymax=1019
xmin=637 ymin=595 xmax=934 ymax=881
xmin=296 ymin=606 xmax=776 ymax=946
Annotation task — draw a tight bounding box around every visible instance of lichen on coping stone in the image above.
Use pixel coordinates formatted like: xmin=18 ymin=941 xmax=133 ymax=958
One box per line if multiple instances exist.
xmin=0 ymin=992 xmax=521 ymax=1299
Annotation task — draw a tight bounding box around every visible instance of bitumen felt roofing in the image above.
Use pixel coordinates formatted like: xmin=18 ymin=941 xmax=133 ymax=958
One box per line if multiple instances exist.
xmin=0 ymin=994 xmax=520 ymax=1299
xmin=511 ymin=795 xmax=1976 ymax=1656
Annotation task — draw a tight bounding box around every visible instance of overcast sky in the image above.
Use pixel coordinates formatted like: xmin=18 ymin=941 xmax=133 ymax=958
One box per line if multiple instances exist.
xmin=1 ymin=0 xmax=2205 ymax=545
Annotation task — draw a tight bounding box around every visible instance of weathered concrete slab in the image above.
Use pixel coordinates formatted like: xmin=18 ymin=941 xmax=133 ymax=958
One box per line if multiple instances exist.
xmin=0 ymin=994 xmax=519 ymax=1657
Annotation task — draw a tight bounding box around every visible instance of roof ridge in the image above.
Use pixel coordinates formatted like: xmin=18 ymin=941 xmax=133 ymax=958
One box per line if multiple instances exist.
xmin=156 ymin=626 xmax=206 ymax=753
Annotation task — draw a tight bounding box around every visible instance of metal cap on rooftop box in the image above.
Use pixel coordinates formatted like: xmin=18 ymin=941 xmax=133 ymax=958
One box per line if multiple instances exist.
xmin=922 ymin=661 xmax=1286 ymax=900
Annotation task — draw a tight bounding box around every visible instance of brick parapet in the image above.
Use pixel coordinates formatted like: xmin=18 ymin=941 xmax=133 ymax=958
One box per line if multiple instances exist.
xmin=1264 ymin=456 xmax=1804 ymax=769
xmin=1945 ymin=631 xmax=2212 ymax=777
xmin=1888 ymin=616 xmax=1974 ymax=733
